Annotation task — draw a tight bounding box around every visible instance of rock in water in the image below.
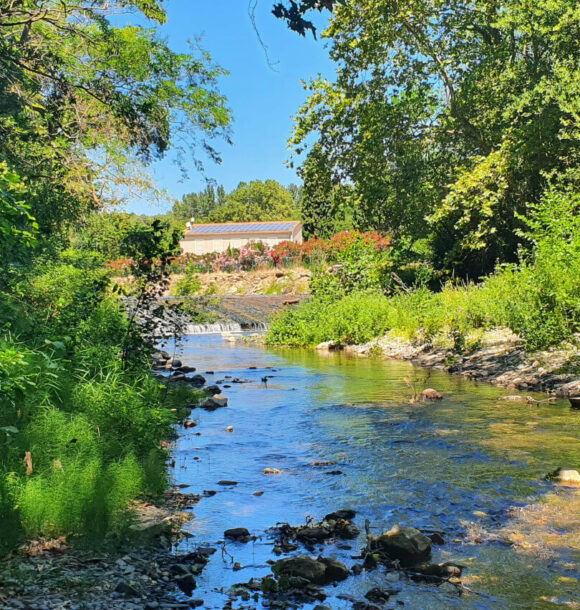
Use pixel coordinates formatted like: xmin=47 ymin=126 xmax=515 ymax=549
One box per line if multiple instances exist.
xmin=205 ymin=384 xmax=222 ymax=394
xmin=175 ymin=573 xmax=196 ymax=596
xmin=422 ymin=388 xmax=443 ymax=400
xmin=558 ymin=469 xmax=580 ymax=485
xmin=200 ymin=396 xmax=228 ymax=410
xmin=188 ymin=374 xmax=207 ymax=387
xmin=373 ymin=525 xmax=432 ymax=565
xmin=319 ymin=557 xmax=350 ymax=582
xmin=224 ymin=527 xmax=251 ymax=541
xmin=263 ymin=467 xmax=282 ymax=475
xmin=324 ymin=509 xmax=356 ymax=522
xmin=315 ymin=341 xmax=342 ymax=351
xmin=272 ymin=555 xmax=349 ymax=585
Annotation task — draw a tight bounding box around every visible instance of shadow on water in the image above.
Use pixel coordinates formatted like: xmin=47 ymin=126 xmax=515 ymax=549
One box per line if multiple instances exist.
xmin=170 ymin=333 xmax=580 ymax=609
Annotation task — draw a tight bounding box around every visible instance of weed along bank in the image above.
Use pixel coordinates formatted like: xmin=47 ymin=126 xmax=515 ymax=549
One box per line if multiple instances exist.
xmin=180 ymin=220 xmax=303 ymax=255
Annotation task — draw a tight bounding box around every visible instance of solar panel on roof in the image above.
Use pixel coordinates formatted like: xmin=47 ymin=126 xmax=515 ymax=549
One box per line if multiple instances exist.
xmin=187 ymin=221 xmax=299 ymax=235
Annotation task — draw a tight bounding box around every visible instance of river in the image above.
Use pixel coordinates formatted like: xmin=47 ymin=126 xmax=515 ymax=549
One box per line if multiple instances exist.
xmin=168 ymin=332 xmax=580 ymax=609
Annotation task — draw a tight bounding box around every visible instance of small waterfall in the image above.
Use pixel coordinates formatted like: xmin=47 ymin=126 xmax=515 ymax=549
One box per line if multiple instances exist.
xmin=186 ymin=322 xmax=242 ymax=334
xmin=185 ymin=321 xmax=269 ymax=334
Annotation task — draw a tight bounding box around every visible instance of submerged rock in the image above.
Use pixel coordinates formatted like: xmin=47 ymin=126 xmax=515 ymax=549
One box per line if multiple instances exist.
xmin=422 ymin=388 xmax=443 ymax=400
xmin=324 ymin=509 xmax=356 ymax=522
xmin=411 ymin=562 xmax=462 ymax=579
xmin=263 ymin=467 xmax=282 ymax=475
xmin=372 ymin=525 xmax=432 ymax=565
xmin=365 ymin=587 xmax=393 ymax=604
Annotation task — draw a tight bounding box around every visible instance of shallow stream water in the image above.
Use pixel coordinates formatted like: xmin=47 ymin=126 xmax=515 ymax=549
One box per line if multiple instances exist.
xmin=169 ymin=333 xmax=580 ymax=609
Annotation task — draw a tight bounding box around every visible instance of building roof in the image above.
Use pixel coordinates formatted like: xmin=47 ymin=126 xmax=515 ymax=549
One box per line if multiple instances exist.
xmin=184 ymin=220 xmax=301 ymax=238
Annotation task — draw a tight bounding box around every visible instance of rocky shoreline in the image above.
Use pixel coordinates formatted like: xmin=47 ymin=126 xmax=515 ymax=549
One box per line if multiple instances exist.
xmin=321 ymin=328 xmax=580 ymax=398
xmin=0 ymin=489 xmax=210 ymax=610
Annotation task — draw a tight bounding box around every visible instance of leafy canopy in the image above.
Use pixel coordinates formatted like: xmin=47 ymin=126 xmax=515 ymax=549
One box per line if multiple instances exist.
xmin=283 ymin=0 xmax=580 ymax=278
xmin=0 ymin=0 xmax=231 ymax=232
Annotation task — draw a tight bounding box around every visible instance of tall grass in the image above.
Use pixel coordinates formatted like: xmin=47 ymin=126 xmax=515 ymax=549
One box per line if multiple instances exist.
xmin=0 ymin=254 xmax=199 ymax=549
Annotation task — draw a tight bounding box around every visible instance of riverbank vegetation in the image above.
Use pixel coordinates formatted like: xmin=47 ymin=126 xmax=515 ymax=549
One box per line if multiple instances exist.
xmin=268 ymin=0 xmax=580 ymax=354
xmin=0 ymin=0 xmax=229 ymax=549
xmin=268 ymin=184 xmax=580 ymax=351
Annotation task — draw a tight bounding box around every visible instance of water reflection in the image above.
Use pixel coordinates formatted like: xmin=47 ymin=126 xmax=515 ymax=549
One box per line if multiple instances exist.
xmin=170 ymin=334 xmax=580 ymax=609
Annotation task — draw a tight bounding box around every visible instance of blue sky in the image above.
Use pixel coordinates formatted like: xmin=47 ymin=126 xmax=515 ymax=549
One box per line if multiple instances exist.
xmin=126 ymin=0 xmax=333 ymax=214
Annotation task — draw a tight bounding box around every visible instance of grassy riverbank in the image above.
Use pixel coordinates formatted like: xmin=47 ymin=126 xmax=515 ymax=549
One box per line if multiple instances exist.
xmin=0 ymin=251 xmax=199 ymax=551
xmin=267 ymin=189 xmax=580 ymax=357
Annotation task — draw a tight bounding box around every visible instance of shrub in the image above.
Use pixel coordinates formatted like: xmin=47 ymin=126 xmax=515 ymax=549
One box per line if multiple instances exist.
xmin=0 ymin=249 xmax=201 ymax=549
xmin=172 ymin=265 xmax=202 ymax=296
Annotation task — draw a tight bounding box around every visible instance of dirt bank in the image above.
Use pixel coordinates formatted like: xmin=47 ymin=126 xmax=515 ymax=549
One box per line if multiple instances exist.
xmin=170 ymin=267 xmax=312 ymax=296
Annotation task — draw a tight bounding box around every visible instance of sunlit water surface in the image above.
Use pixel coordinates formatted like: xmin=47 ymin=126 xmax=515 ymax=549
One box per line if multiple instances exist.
xmin=168 ymin=333 xmax=580 ymax=609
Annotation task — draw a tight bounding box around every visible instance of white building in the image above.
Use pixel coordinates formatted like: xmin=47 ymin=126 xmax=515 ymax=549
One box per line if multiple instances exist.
xmin=180 ymin=220 xmax=303 ymax=255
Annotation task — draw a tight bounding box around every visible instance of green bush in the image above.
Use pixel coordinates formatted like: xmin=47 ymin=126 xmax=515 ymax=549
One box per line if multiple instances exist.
xmin=268 ymin=184 xmax=580 ymax=351
xmin=0 ymin=249 xmax=200 ymax=548
xmin=171 ymin=265 xmax=202 ymax=296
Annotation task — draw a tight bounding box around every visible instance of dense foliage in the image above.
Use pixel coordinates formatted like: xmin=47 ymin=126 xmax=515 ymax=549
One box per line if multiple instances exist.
xmin=0 ymin=0 xmax=230 ymax=233
xmin=0 ymin=0 xmax=230 ymax=548
xmin=268 ymin=184 xmax=580 ymax=350
xmin=0 ymin=250 xmax=199 ymax=548
xmin=282 ymin=0 xmax=580 ymax=279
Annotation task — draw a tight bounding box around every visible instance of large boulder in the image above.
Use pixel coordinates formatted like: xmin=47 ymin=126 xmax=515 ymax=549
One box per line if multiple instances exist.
xmin=272 ymin=555 xmax=348 ymax=585
xmin=372 ymin=525 xmax=431 ymax=565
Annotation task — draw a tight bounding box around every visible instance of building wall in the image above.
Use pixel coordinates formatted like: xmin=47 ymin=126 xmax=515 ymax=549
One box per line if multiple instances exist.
xmin=292 ymin=224 xmax=303 ymax=245
xmin=180 ymin=231 xmax=297 ymax=255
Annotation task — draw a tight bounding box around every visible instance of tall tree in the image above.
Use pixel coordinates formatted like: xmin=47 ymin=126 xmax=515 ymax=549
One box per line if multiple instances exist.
xmin=0 ymin=0 xmax=230 ymax=234
xmin=171 ymin=186 xmax=223 ymax=224
xmin=280 ymin=0 xmax=580 ymax=277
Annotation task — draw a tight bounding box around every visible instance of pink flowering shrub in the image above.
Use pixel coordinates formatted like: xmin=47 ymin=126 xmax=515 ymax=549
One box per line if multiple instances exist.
xmin=108 ymin=232 xmax=391 ymax=274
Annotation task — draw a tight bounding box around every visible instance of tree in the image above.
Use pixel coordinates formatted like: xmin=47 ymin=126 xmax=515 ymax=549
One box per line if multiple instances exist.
xmin=299 ymin=143 xmax=354 ymax=238
xmin=0 ymin=0 xmax=231 ymax=235
xmin=171 ymin=186 xmax=224 ymax=224
xmin=207 ymin=180 xmax=300 ymax=222
xmin=281 ymin=0 xmax=580 ymax=278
